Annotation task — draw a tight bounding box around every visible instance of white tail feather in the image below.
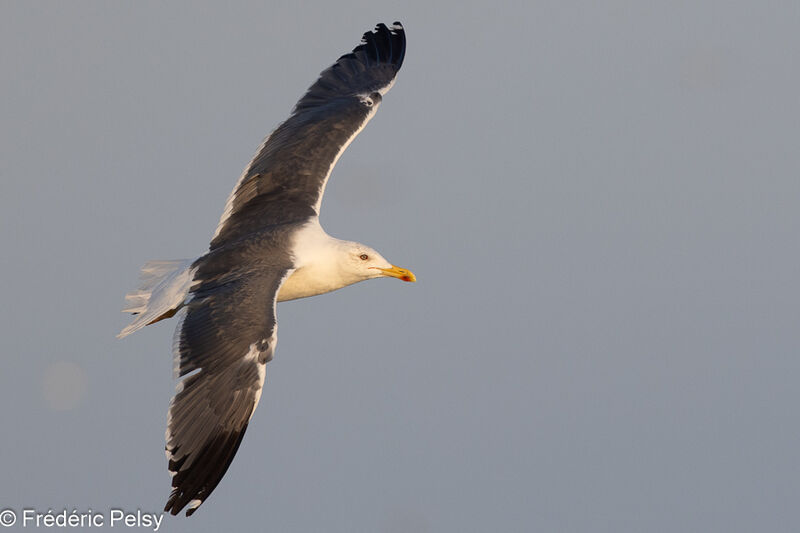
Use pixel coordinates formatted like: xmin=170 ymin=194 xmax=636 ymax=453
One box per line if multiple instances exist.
xmin=118 ymin=259 xmax=196 ymax=339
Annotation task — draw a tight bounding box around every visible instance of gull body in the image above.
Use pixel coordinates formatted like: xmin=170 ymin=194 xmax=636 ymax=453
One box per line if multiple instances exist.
xmin=118 ymin=22 xmax=413 ymax=516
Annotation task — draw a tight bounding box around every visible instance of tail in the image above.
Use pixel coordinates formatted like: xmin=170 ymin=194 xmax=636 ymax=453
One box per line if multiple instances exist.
xmin=118 ymin=259 xmax=196 ymax=339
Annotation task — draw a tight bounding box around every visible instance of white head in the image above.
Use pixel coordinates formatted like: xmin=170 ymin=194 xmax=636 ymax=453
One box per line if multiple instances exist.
xmin=279 ymin=222 xmax=415 ymax=302
xmin=336 ymin=241 xmax=416 ymax=286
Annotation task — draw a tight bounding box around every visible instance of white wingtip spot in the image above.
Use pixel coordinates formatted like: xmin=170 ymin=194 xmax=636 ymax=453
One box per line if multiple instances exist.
xmin=187 ymin=499 xmax=203 ymax=511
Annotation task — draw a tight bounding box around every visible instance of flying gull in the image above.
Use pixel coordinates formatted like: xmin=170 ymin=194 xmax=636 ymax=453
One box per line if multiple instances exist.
xmin=118 ymin=22 xmax=413 ymax=516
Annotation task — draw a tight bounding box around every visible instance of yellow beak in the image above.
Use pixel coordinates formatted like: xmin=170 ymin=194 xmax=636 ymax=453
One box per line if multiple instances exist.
xmin=375 ymin=264 xmax=416 ymax=282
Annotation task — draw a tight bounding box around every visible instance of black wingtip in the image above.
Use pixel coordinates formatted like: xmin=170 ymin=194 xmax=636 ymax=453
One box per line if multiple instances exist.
xmin=354 ymin=21 xmax=405 ymax=69
xmin=162 ymin=424 xmax=251 ymax=517
xmin=292 ymin=21 xmax=407 ymax=113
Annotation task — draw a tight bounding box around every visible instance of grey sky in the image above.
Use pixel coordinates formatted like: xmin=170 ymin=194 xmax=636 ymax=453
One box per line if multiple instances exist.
xmin=1 ymin=1 xmax=799 ymax=532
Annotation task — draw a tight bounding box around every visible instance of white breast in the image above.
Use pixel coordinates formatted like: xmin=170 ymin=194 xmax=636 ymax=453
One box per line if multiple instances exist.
xmin=276 ymin=218 xmax=349 ymax=302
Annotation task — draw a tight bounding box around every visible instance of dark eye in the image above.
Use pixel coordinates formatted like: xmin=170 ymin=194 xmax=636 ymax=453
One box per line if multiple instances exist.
xmin=359 ymin=254 xmax=369 ymax=261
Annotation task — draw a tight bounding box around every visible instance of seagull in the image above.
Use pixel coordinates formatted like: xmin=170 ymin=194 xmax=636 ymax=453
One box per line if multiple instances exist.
xmin=118 ymin=22 xmax=413 ymax=516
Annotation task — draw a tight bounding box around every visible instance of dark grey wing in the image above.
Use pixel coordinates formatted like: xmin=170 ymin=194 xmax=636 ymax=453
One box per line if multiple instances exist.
xmin=163 ymin=239 xmax=293 ymax=516
xmin=210 ymin=22 xmax=405 ymax=250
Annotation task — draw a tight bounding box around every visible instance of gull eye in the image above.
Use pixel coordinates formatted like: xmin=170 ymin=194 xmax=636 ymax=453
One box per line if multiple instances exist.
xmin=359 ymin=254 xmax=369 ymax=261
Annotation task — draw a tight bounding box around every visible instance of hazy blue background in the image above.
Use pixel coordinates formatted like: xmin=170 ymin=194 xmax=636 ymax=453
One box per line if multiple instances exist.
xmin=2 ymin=1 xmax=799 ymax=532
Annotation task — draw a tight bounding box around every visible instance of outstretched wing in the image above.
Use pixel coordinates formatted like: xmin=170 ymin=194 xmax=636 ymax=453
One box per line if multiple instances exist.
xmin=211 ymin=22 xmax=406 ymax=250
xmin=163 ymin=238 xmax=293 ymax=516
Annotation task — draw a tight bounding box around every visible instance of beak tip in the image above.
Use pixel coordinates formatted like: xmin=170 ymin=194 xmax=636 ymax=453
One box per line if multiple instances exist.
xmin=382 ymin=265 xmax=416 ymax=283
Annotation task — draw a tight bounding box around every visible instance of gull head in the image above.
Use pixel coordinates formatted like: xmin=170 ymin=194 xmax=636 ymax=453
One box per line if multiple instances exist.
xmin=340 ymin=242 xmax=416 ymax=284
